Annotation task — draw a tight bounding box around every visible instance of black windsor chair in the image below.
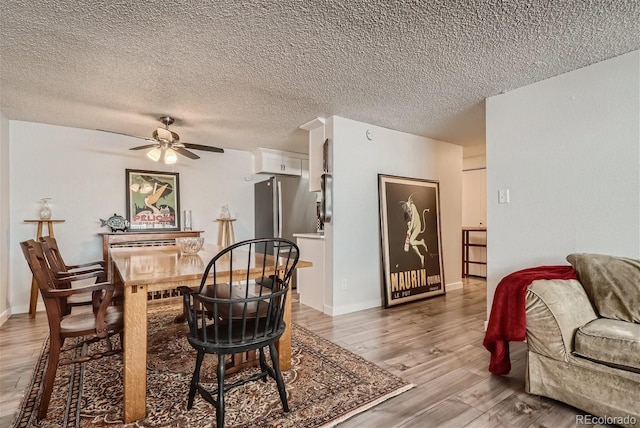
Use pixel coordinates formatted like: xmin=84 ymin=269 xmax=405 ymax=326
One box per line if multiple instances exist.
xmin=178 ymin=237 xmax=299 ymax=427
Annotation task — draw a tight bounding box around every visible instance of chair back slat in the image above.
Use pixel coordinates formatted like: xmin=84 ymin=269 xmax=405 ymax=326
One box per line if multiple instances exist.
xmin=20 ymin=240 xmax=69 ymax=319
xmin=39 ymin=236 xmax=67 ymax=275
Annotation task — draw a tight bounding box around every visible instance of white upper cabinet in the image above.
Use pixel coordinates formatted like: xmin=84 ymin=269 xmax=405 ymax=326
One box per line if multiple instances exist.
xmin=253 ymin=148 xmax=308 ymax=176
xmin=299 ymin=117 xmax=326 ymax=192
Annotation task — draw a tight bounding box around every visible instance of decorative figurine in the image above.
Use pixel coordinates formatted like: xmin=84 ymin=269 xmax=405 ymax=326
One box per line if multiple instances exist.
xmin=100 ymin=213 xmax=130 ymax=232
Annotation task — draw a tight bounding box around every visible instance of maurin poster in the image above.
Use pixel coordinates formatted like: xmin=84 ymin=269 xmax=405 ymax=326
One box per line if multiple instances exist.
xmin=378 ymin=174 xmax=445 ymax=307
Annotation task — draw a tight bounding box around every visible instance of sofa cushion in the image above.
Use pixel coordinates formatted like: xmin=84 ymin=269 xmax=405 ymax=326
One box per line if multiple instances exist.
xmin=573 ymin=318 xmax=640 ymax=373
xmin=566 ymin=253 xmax=640 ymax=323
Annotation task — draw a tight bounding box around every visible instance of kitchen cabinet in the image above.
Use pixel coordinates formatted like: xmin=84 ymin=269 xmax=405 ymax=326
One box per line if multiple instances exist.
xmin=299 ymin=117 xmax=326 ymax=192
xmin=253 ymin=148 xmax=308 ymax=176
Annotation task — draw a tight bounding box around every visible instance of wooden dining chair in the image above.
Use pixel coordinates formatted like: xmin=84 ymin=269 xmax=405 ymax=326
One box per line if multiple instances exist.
xmin=178 ymin=238 xmax=299 ymax=427
xmin=39 ymin=236 xmax=120 ymax=309
xmin=20 ymin=239 xmax=124 ymax=420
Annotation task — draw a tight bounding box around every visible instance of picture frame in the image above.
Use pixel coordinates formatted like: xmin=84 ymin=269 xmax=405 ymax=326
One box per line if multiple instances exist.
xmin=126 ymin=169 xmax=180 ymax=231
xmin=378 ymin=174 xmax=445 ymax=307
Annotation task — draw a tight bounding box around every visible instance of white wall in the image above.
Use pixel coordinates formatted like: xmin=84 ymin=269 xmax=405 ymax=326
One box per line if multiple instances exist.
xmin=9 ymin=121 xmax=255 ymax=315
xmin=0 ymin=111 xmax=10 ymax=324
xmin=485 ymin=50 xmax=640 ymax=318
xmin=324 ymin=116 xmax=463 ymax=315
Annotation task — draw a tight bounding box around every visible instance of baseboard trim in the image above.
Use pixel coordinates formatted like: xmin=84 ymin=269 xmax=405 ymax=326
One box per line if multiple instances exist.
xmin=0 ymin=307 xmax=11 ymax=327
xmin=447 ymin=281 xmax=463 ymax=291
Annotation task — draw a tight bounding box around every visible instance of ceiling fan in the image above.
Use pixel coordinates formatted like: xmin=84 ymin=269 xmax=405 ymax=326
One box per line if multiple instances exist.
xmin=100 ymin=116 xmax=224 ymax=164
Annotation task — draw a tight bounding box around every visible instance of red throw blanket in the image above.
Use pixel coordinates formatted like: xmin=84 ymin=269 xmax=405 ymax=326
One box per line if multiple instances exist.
xmin=483 ymin=265 xmax=577 ymax=375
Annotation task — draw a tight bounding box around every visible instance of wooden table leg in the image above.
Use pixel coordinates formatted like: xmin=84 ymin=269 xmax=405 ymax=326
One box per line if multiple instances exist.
xmin=28 ymin=222 xmax=45 ymax=318
xmin=276 ymin=283 xmax=292 ymax=371
xmin=28 ymin=278 xmax=39 ymax=319
xmin=46 ymin=221 xmax=55 ymax=238
xmin=228 ymin=223 xmax=235 ymax=246
xmin=122 ymin=282 xmax=148 ymax=423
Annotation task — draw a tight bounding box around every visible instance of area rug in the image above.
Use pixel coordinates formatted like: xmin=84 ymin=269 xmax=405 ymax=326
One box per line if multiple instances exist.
xmin=11 ymin=304 xmax=414 ymax=427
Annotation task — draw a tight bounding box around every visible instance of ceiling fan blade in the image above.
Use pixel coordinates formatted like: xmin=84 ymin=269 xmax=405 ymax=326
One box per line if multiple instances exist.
xmin=175 ymin=147 xmax=200 ymax=159
xmin=96 ymin=129 xmax=151 ymax=141
xmin=129 ymin=144 xmax=159 ymax=150
xmin=182 ymin=142 xmax=225 ymax=153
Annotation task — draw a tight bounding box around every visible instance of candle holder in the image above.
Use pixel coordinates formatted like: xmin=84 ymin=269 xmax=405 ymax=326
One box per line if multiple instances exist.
xmin=183 ymin=210 xmax=192 ymax=231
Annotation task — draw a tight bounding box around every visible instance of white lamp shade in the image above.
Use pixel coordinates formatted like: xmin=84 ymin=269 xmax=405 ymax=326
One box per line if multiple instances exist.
xmin=147 ymin=147 xmax=162 ymax=162
xmin=164 ymin=147 xmax=178 ymax=164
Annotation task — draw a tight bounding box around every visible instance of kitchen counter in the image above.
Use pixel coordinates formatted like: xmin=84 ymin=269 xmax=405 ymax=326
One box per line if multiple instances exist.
xmin=293 ymin=232 xmax=325 ymax=239
xmin=294 ymin=233 xmax=326 ymax=313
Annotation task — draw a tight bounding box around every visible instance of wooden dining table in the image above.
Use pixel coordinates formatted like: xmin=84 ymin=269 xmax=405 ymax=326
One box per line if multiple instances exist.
xmin=109 ymin=243 xmax=311 ymax=423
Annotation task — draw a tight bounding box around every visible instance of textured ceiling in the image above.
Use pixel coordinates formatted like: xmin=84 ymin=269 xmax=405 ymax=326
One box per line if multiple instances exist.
xmin=1 ymin=1 xmax=639 ymax=157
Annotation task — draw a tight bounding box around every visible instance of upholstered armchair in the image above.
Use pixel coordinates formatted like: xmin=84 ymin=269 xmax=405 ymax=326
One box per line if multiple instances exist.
xmin=525 ymin=254 xmax=640 ymax=427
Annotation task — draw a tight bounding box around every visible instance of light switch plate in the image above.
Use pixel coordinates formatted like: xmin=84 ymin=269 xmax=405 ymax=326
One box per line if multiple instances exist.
xmin=498 ymin=189 xmax=510 ymax=204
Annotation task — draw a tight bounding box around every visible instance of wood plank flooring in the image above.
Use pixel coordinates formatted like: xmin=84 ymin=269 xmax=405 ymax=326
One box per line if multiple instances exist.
xmin=0 ymin=278 xmax=610 ymax=427
xmin=0 ymin=310 xmax=49 ymax=427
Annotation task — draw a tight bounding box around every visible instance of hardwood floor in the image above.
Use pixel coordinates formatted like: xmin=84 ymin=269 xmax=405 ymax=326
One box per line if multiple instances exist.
xmin=0 ymin=310 xmax=49 ymax=427
xmin=291 ymin=278 xmax=608 ymax=428
xmin=0 ymin=278 xmax=608 ymax=427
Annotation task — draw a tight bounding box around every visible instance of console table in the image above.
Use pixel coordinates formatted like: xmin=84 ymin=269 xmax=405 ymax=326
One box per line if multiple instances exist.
xmin=215 ymin=218 xmax=236 ymax=248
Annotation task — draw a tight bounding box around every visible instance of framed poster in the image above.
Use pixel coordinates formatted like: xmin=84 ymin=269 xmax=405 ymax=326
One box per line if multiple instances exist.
xmin=126 ymin=169 xmax=180 ymax=231
xmin=378 ymin=174 xmax=445 ymax=307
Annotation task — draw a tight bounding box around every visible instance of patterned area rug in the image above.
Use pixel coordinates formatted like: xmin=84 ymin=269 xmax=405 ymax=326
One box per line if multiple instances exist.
xmin=12 ymin=304 xmax=413 ymax=427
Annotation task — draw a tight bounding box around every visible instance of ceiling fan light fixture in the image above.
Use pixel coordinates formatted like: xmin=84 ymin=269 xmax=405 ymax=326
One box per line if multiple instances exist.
xmin=154 ymin=127 xmax=174 ymax=143
xmin=120 ymin=115 xmax=223 ymax=161
xmin=164 ymin=147 xmax=178 ymax=164
xmin=147 ymin=147 xmax=162 ymax=162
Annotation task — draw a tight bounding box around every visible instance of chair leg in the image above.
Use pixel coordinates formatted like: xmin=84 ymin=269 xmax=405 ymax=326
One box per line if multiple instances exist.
xmin=38 ymin=337 xmax=62 ymax=420
xmin=119 ymin=331 xmax=124 ymax=349
xmin=216 ymin=354 xmax=226 ymax=428
xmin=269 ymin=343 xmax=289 ymax=413
xmin=188 ymin=350 xmax=204 ymax=409
xmin=258 ymin=348 xmax=268 ymax=382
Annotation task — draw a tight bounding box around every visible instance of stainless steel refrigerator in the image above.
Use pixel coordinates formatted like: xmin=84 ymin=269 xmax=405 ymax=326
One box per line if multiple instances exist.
xmin=254 ymin=175 xmax=317 ymax=246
